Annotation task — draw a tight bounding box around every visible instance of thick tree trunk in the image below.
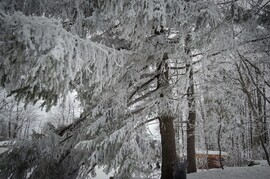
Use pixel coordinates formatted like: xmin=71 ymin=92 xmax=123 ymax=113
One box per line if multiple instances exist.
xmin=186 ymin=109 xmax=197 ymax=173
xmin=186 ymin=58 xmax=197 ymax=173
xmin=156 ymin=53 xmax=178 ymax=178
xmin=159 ymin=116 xmax=177 ymax=179
xmin=185 ymin=33 xmax=197 ymax=173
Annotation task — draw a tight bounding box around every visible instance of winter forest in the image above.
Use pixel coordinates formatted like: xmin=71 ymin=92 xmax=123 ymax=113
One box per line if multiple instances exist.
xmin=0 ymin=0 xmax=269 ymax=179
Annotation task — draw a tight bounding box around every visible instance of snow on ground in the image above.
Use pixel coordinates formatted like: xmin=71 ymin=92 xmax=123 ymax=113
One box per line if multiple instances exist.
xmin=0 ymin=141 xmax=14 ymax=154
xmin=196 ymin=150 xmax=228 ymax=156
xmin=188 ymin=161 xmax=270 ymax=179
xmin=94 ymin=161 xmax=270 ymax=179
xmin=94 ymin=167 xmax=114 ymax=179
xmin=0 ymin=147 xmax=8 ymax=154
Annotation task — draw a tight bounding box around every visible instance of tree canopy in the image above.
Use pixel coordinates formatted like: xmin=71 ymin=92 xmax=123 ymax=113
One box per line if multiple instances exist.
xmin=0 ymin=0 xmax=269 ymax=178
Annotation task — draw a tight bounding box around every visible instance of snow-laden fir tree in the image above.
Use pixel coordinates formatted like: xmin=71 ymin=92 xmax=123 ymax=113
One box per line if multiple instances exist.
xmin=0 ymin=0 xmax=269 ymax=178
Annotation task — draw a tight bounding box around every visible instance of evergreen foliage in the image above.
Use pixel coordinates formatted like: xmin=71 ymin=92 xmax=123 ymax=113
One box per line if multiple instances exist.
xmin=0 ymin=0 xmax=269 ymax=178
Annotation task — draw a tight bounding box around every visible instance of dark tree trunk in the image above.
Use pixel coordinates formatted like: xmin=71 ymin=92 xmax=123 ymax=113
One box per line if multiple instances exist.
xmin=8 ymin=121 xmax=11 ymax=139
xmin=263 ymin=86 xmax=268 ymax=144
xmin=186 ymin=78 xmax=197 ymax=173
xmin=186 ymin=108 xmax=197 ymax=173
xmin=217 ymin=120 xmax=224 ymax=170
xmin=186 ymin=33 xmax=197 ymax=173
xmin=249 ymin=111 xmax=253 ymax=149
xmin=159 ymin=116 xmax=177 ymax=179
xmin=156 ymin=53 xmax=178 ymax=178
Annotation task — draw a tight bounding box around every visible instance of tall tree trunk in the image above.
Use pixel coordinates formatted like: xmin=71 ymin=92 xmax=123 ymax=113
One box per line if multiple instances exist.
xmin=185 ymin=34 xmax=197 ymax=173
xmin=8 ymin=121 xmax=11 ymax=139
xmin=217 ymin=119 xmax=224 ymax=170
xmin=263 ymin=86 xmax=268 ymax=143
xmin=249 ymin=111 xmax=253 ymax=154
xmin=200 ymin=100 xmax=209 ymax=169
xmin=159 ymin=116 xmax=177 ymax=179
xmin=187 ymin=110 xmax=196 ymax=173
xmin=8 ymin=106 xmax=12 ymax=139
xmin=12 ymin=106 xmax=19 ymax=139
xmin=157 ymin=53 xmax=178 ymax=178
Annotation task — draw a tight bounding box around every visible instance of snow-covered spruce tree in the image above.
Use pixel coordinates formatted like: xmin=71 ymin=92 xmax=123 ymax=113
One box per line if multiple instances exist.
xmin=0 ymin=0 xmax=245 ymax=178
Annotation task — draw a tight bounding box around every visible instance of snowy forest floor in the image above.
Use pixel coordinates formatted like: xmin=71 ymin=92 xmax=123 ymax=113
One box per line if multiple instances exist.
xmin=188 ymin=160 xmax=270 ymax=179
xmin=94 ymin=160 xmax=270 ymax=179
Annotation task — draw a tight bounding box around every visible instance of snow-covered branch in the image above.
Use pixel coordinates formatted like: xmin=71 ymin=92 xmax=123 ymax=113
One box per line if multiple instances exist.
xmin=0 ymin=11 xmax=126 ymax=109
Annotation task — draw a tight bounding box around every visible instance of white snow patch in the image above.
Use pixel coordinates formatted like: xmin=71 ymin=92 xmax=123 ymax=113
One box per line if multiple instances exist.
xmin=0 ymin=147 xmax=8 ymax=154
xmin=146 ymin=120 xmax=160 ymax=140
xmin=94 ymin=167 xmax=114 ymax=179
xmin=168 ymin=33 xmax=178 ymax=39
xmin=196 ymin=150 xmax=229 ymax=156
xmin=188 ymin=161 xmax=270 ymax=179
xmin=92 ymin=161 xmax=270 ymax=179
xmin=0 ymin=141 xmax=15 ymax=154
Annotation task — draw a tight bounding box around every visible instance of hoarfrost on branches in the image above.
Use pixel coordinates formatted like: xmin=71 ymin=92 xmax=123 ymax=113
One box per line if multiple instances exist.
xmin=0 ymin=0 xmax=269 ymax=178
xmin=0 ymin=10 xmax=126 ymax=109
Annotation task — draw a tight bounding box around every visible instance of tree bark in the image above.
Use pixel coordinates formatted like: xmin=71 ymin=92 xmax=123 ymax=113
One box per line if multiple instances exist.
xmin=263 ymin=86 xmax=268 ymax=144
xmin=186 ymin=108 xmax=197 ymax=173
xmin=186 ymin=83 xmax=197 ymax=173
xmin=159 ymin=116 xmax=177 ymax=179
xmin=157 ymin=53 xmax=178 ymax=179
xmin=185 ymin=34 xmax=197 ymax=173
xmin=217 ymin=120 xmax=224 ymax=170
